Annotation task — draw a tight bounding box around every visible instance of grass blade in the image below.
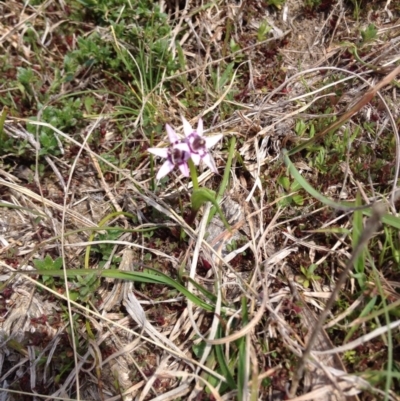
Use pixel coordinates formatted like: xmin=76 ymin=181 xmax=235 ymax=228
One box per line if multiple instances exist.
xmin=22 ymin=268 xmax=216 ymax=312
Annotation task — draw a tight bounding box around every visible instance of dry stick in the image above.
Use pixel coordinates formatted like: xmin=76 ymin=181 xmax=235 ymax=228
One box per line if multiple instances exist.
xmin=289 ymin=203 xmax=386 ymax=398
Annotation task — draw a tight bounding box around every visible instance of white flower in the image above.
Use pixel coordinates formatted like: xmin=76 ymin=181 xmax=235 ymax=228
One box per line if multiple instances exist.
xmin=179 ymin=116 xmax=223 ymax=173
xmin=148 ymin=124 xmax=190 ymax=180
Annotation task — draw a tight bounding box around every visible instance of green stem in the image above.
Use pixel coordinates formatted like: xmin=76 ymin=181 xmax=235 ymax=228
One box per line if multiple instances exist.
xmin=208 ymin=135 xmax=236 ymax=223
xmin=150 ymin=129 xmax=155 ymax=191
xmin=0 ymin=107 xmax=7 ymax=144
xmin=188 ymin=158 xmax=199 ymax=190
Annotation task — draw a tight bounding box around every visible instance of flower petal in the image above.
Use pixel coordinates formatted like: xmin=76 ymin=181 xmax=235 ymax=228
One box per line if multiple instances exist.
xmin=156 ymin=160 xmax=174 ymax=180
xmin=148 ymin=147 xmax=169 ymax=158
xmin=201 ymin=153 xmax=218 ymax=173
xmin=166 ymin=124 xmax=179 ymax=144
xmin=179 ymin=162 xmax=189 ymax=177
xmin=197 ymin=118 xmax=203 ymax=136
xmin=174 ymin=142 xmax=191 ymax=154
xmin=205 ymin=134 xmax=223 ymax=149
xmin=181 ymin=116 xmax=194 ymax=137
xmin=191 ymin=153 xmax=201 ymax=165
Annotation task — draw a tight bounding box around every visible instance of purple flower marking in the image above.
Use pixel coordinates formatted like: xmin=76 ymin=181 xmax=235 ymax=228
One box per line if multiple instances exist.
xmin=148 ymin=124 xmax=190 ymax=180
xmin=179 ymin=116 xmax=223 ymax=173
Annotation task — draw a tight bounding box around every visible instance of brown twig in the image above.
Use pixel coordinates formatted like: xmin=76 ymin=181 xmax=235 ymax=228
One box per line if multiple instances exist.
xmin=287 ymin=64 xmax=400 ymax=156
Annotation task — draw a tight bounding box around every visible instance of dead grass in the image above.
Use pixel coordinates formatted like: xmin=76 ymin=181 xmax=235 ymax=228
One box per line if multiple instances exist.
xmin=1 ymin=0 xmax=400 ymax=400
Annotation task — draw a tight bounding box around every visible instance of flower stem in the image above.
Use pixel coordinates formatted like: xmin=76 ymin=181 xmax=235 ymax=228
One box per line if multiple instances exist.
xmin=188 ymin=159 xmax=199 ymax=190
xmin=208 ymin=135 xmax=236 ymax=224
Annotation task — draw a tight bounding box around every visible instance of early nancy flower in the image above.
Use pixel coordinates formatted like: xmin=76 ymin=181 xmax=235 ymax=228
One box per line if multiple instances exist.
xmin=179 ymin=116 xmax=223 ymax=173
xmin=148 ymin=124 xmax=190 ymax=180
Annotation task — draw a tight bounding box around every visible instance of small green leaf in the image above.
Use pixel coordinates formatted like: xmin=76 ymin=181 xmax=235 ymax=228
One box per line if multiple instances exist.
xmin=308 ymin=263 xmax=318 ymax=274
xmin=84 ymin=96 xmax=96 ymax=113
xmin=278 ymin=176 xmax=290 ymax=191
xmin=218 ymin=62 xmax=234 ymax=90
xmin=291 ymin=180 xmax=302 ymax=192
xmin=33 ymin=255 xmax=62 ymax=271
xmin=292 ymin=194 xmax=304 ymax=206
xmin=229 ymin=38 xmax=241 ymax=54
xmin=69 ymin=291 xmax=80 ymax=302
xmin=267 ymin=0 xmax=286 ymax=9
xmin=295 ymin=120 xmax=306 ymax=136
xmin=257 ymin=20 xmax=271 ymax=42
xmin=17 ymin=67 xmax=35 ymax=86
xmin=361 ymin=24 xmax=377 ymax=43
xmin=53 ymin=257 xmax=63 ymax=270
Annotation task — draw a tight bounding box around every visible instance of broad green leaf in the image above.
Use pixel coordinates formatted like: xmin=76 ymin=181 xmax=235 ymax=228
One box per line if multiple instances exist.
xmin=24 ymin=268 xmax=216 ymax=312
xmin=353 ymin=192 xmax=366 ymax=288
xmin=192 ymin=188 xmax=231 ymax=231
xmin=283 ymin=149 xmax=400 ymax=229
xmin=344 ymin=296 xmax=377 ymax=342
xmin=215 ymin=325 xmax=237 ymax=390
xmin=186 ymin=277 xmax=219 ymax=304
xmin=237 ymin=296 xmax=249 ymax=401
